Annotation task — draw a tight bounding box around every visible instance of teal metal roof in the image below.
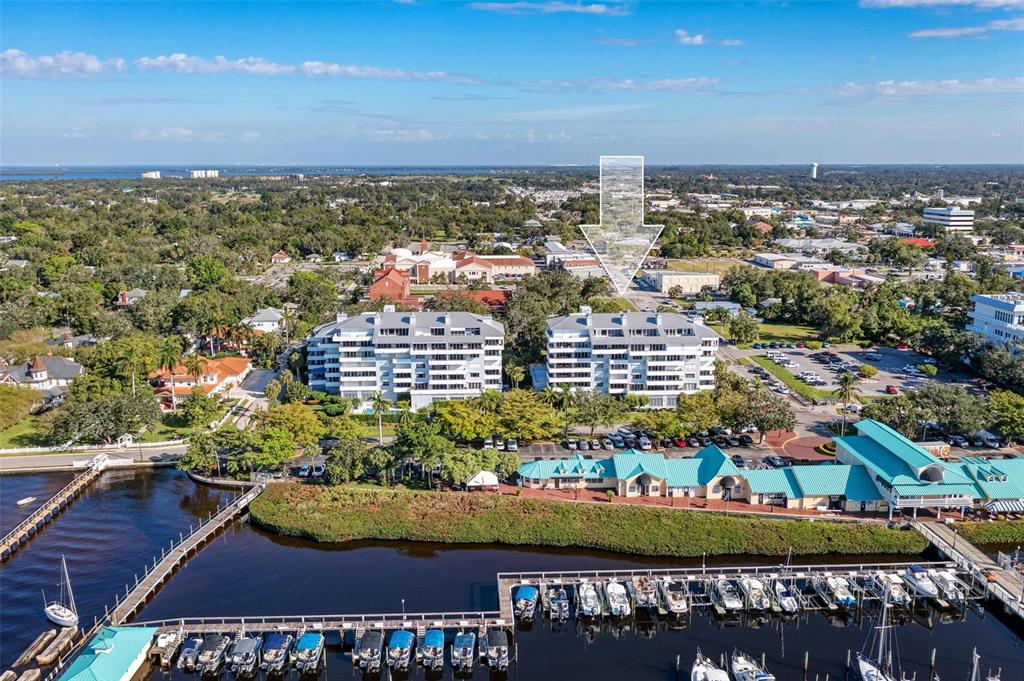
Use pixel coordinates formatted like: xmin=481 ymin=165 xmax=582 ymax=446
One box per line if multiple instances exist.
xmin=790 ymin=464 xmax=883 ymax=501
xmin=957 ymin=457 xmax=1024 ymax=501
xmin=517 ymin=454 xmax=612 ymax=480
xmin=744 ymin=468 xmax=801 ymax=498
xmin=691 ymin=445 xmax=741 ymax=484
xmin=59 ymin=627 xmax=157 ymax=681
xmin=852 ymin=419 xmax=940 ymax=471
xmin=835 ymin=433 xmax=976 ymax=498
xmin=665 ymin=459 xmax=702 ymax=487
xmin=611 ymin=450 xmax=670 ymax=481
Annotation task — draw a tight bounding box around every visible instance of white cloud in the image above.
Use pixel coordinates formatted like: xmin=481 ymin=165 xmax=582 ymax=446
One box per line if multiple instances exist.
xmin=527 ymin=76 xmax=718 ymax=92
xmin=300 ymin=61 xmax=480 ymax=84
xmin=1 ymin=48 xmax=125 ymax=79
xmin=595 ymin=37 xmax=642 ymax=46
xmin=131 ymin=127 xmax=195 ymax=142
xmin=720 ymin=38 xmax=746 ymax=46
xmin=810 ymin=76 xmax=1024 ymax=98
xmin=135 ymin=53 xmax=294 ymax=75
xmin=495 ymin=102 xmax=649 ymax=121
xmin=468 ymin=1 xmax=631 ymax=15
xmin=910 ymin=16 xmax=1024 ymax=37
xmin=860 ymin=0 xmax=1022 ymax=7
xmin=674 ymin=29 xmax=707 ymax=45
xmin=366 ymin=128 xmax=450 ymax=142
xmin=241 ymin=131 xmax=260 ymax=143
xmin=61 ymin=127 xmax=96 ymax=139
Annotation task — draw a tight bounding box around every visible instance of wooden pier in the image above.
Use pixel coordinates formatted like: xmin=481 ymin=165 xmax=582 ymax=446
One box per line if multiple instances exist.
xmin=109 ymin=483 xmax=265 ymax=625
xmin=1 ymin=458 xmax=106 ymax=562
xmin=131 ymin=610 xmax=509 ymax=635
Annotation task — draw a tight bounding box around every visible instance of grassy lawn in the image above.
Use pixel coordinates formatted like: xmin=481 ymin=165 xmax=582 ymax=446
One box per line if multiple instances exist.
xmin=250 ymin=485 xmax=928 ymax=557
xmin=667 ymin=258 xmax=748 ymax=275
xmin=756 ymin=323 xmax=820 ymax=344
xmin=0 ymin=415 xmax=51 ymax=449
xmin=139 ymin=407 xmax=227 ymax=443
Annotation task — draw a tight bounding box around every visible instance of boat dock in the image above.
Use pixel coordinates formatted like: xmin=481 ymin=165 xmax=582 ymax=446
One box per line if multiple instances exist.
xmin=916 ymin=520 xmax=1024 ymax=620
xmin=0 ymin=456 xmax=108 ymax=563
xmin=131 ymin=610 xmax=509 ymax=635
xmin=108 ymin=483 xmax=264 ymax=625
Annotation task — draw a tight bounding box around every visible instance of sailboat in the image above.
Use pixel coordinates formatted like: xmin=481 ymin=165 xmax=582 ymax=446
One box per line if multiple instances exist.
xmin=857 ymin=589 xmax=911 ymax=681
xmin=42 ymin=555 xmax=78 ymax=627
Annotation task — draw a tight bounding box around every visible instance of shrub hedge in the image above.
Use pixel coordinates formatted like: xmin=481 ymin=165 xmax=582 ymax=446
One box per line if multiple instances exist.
xmin=953 ymin=520 xmax=1024 ymax=545
xmin=249 ymin=485 xmax=929 ymax=558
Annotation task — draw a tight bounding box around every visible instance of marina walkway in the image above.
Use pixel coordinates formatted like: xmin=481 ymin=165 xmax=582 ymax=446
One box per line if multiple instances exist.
xmin=1 ymin=456 xmax=107 ymax=562
xmin=916 ymin=520 xmax=1024 ymax=620
xmin=109 ymin=483 xmax=265 ymax=625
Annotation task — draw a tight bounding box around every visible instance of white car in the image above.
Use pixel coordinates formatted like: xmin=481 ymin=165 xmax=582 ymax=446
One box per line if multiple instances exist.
xmin=298 ymin=465 xmax=311 ymax=478
xmin=772 ymin=386 xmax=790 ymax=395
xmin=506 ymin=438 xmax=518 ymax=452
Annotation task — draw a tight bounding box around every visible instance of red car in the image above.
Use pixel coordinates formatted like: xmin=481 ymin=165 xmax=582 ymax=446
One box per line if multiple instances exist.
xmin=673 ymin=437 xmax=688 ymax=447
xmin=885 ymin=385 xmax=899 ymax=394
xmin=896 ymin=344 xmax=910 ymax=351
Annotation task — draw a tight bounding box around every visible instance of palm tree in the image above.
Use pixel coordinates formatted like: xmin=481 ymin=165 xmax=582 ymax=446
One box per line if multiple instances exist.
xmin=116 ymin=344 xmax=141 ymax=398
xmin=184 ymin=353 xmax=205 ymax=390
xmin=557 ymin=383 xmax=574 ymax=439
xmin=395 ymin=399 xmax=412 ymax=427
xmin=158 ymin=337 xmax=184 ymax=412
xmin=474 ymin=389 xmax=502 ymax=413
xmin=371 ymin=391 xmax=391 ymax=446
xmin=835 ymin=372 xmax=859 ymax=437
xmin=506 ymin=363 xmax=525 ymax=389
xmin=538 ymin=386 xmax=558 ymax=406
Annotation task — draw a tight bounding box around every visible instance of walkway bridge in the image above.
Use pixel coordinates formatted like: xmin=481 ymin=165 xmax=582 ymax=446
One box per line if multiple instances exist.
xmin=1 ymin=455 xmax=108 ymax=562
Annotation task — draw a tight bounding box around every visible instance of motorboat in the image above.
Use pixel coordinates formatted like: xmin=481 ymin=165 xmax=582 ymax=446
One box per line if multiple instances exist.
xmin=452 ymin=631 xmax=476 ymax=673
xmin=43 ymin=555 xmax=78 ymax=627
xmin=195 ymin=634 xmax=230 ymax=675
xmin=813 ymin=576 xmax=856 ymax=608
xmin=355 ymin=630 xmax=384 ymax=673
xmin=485 ymin=629 xmax=509 ymax=671
xmin=739 ymin=577 xmax=771 ymax=611
xmin=387 ymin=630 xmax=414 ymax=671
xmin=16 ymin=496 xmax=36 ymax=506
xmin=772 ymin=580 xmax=799 ymax=614
xmin=901 ymin=565 xmax=939 ymax=600
xmin=929 ymin=569 xmax=965 ymax=606
xmin=629 ymin=575 xmax=659 ymax=609
xmin=731 ymin=649 xmax=776 ymax=681
xmin=547 ymin=586 xmax=570 ymax=621
xmin=657 ymin=578 xmax=689 ymax=615
xmin=293 ymin=631 xmax=325 ymax=674
xmin=154 ymin=630 xmax=183 ymax=669
xmin=709 ymin=578 xmax=744 ymax=612
xmin=691 ymin=648 xmax=730 ymax=681
xmin=177 ymin=635 xmax=203 ymax=672
xmin=513 ymin=584 xmax=539 ymax=621
xmin=260 ymin=633 xmax=293 ymax=674
xmin=418 ymin=629 xmax=444 ymax=671
xmin=871 ymin=572 xmax=912 ymax=609
xmin=577 ymin=580 xmax=602 ymax=617
xmin=228 ymin=634 xmax=262 ymax=676
xmin=604 ymin=579 xmax=631 ymax=617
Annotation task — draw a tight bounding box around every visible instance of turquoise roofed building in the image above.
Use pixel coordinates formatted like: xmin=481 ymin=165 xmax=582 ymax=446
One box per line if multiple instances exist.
xmin=58 ymin=626 xmax=157 ymax=681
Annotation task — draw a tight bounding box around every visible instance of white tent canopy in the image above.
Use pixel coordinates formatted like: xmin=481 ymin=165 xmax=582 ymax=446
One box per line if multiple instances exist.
xmin=467 ymin=470 xmax=499 ymax=489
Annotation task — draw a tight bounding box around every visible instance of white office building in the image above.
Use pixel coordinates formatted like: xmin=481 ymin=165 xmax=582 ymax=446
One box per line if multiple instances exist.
xmin=544 ymin=306 xmax=720 ymax=408
xmin=141 ymin=171 xmax=161 ymax=179
xmin=189 ymin=169 xmax=220 ymax=179
xmin=641 ymin=270 xmax=720 ymax=294
xmin=306 ymin=306 xmax=504 ymax=410
xmin=923 ymin=207 xmax=974 ymax=233
xmin=967 ymin=293 xmax=1024 ymax=350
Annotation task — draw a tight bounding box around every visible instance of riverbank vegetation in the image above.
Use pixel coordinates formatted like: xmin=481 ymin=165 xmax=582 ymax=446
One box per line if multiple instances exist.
xmin=952 ymin=520 xmax=1024 ymax=545
xmin=250 ymin=485 xmax=929 ymax=557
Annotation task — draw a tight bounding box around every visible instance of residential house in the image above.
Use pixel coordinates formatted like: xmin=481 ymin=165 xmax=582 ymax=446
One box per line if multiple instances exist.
xmin=241 ymin=307 xmax=285 ymax=334
xmin=148 ymin=356 xmax=252 ymax=410
xmin=0 ymin=355 xmax=84 ymax=402
xmin=369 ymin=267 xmax=413 ymax=303
xmin=270 ymin=250 xmax=292 ymax=264
xmin=115 ymin=288 xmax=147 ymax=307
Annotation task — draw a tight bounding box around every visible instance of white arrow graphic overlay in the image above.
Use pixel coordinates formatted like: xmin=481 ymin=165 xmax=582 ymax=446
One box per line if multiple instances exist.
xmin=579 ymin=155 xmax=663 ymax=295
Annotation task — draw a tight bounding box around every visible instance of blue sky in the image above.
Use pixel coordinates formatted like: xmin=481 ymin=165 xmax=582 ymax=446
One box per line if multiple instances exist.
xmin=1 ymin=0 xmax=1022 ymax=165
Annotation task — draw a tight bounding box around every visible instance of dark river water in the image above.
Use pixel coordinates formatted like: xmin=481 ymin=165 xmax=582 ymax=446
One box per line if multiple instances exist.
xmin=3 ymin=469 xmax=1024 ymax=680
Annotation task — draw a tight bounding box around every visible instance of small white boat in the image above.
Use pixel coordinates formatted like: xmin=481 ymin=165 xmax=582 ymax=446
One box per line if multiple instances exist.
xmin=17 ymin=496 xmax=37 ymax=506
xmin=731 ymin=649 xmax=776 ymax=681
xmin=691 ymin=648 xmax=730 ymax=681
xmin=577 ymin=580 xmax=602 ymax=617
xmin=901 ymin=565 xmax=939 ymax=600
xmin=929 ymin=569 xmax=965 ymax=606
xmin=739 ymin=577 xmax=771 ymax=611
xmin=814 ymin=576 xmax=856 ymax=608
xmin=710 ymin=578 xmax=744 ymax=611
xmin=772 ymin=580 xmax=799 ymax=614
xmin=43 ymin=555 xmax=78 ymax=627
xmin=657 ymin=578 xmax=690 ymax=615
xmin=604 ymin=580 xmax=631 ymax=617
xmin=871 ymin=572 xmax=912 ymax=608
xmin=629 ymin=575 xmax=659 ymax=609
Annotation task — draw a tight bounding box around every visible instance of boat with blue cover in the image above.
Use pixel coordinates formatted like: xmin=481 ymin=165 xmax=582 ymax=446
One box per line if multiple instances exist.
xmin=419 ymin=629 xmax=445 ymax=671
xmin=547 ymin=586 xmax=570 ymax=621
xmin=292 ymin=632 xmax=324 ymax=674
xmin=452 ymin=632 xmax=476 ymax=673
xmin=356 ymin=630 xmax=385 ymax=673
xmin=514 ymin=584 xmax=539 ymax=620
xmin=228 ymin=634 xmax=262 ymax=677
xmin=387 ymin=630 xmax=415 ymax=670
xmin=260 ymin=633 xmax=292 ymax=674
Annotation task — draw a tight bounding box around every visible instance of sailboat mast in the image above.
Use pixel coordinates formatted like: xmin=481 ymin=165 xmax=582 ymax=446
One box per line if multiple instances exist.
xmin=62 ymin=555 xmax=77 ymax=614
xmin=877 ymin=587 xmax=889 ymax=667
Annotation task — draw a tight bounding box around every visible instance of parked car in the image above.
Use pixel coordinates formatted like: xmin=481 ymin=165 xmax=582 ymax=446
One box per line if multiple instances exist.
xmin=947 ymin=435 xmax=968 ymax=448
xmin=578 ymin=438 xmax=589 ymax=451
xmin=565 ymin=439 xmax=578 ymax=450
xmin=763 ymin=455 xmax=788 ymax=468
xmin=610 ymin=434 xmax=625 ymax=448
xmin=885 ymin=385 xmax=899 ymax=395
xmin=298 ymin=464 xmax=311 ymax=478
xmin=506 ymin=438 xmax=518 ymax=452
xmin=864 ymin=353 xmax=883 ymax=361
xmin=312 ymin=464 xmax=325 ymax=477
xmin=738 ymin=434 xmax=754 ymax=447
xmin=591 ymin=439 xmax=601 ymax=451
xmin=600 ymin=437 xmax=613 ymax=450
xmin=495 ymin=437 xmax=505 ymax=450
xmin=638 ymin=437 xmax=653 ymax=450
xmin=687 ymin=437 xmax=701 ymax=448
xmin=896 ymin=343 xmax=910 ymax=351
xmin=483 ymin=436 xmax=494 ymax=449
xmin=728 ymin=437 xmax=741 ymax=447
xmin=624 ymin=436 xmax=637 ymax=449
xmin=713 ymin=435 xmax=731 ymax=448
xmin=674 ymin=436 xmax=688 ymax=447
xmin=660 ymin=438 xmax=674 ymax=449
xmin=731 ymin=454 xmax=747 ymax=468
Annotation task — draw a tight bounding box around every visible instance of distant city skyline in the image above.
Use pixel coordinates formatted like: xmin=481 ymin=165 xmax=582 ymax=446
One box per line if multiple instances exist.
xmin=2 ymin=0 xmax=1022 ymax=165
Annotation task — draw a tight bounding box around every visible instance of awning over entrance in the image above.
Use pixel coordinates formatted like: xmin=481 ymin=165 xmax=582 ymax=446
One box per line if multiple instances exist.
xmin=985 ymin=500 xmax=1024 ymax=513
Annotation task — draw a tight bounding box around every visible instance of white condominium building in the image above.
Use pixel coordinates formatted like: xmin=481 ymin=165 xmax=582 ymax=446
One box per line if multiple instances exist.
xmin=967 ymin=293 xmax=1024 ymax=350
xmin=544 ymin=306 xmax=720 ymax=408
xmin=189 ymin=169 xmax=220 ymax=179
xmin=306 ymin=306 xmax=504 ymax=410
xmin=923 ymin=207 xmax=974 ymax=233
